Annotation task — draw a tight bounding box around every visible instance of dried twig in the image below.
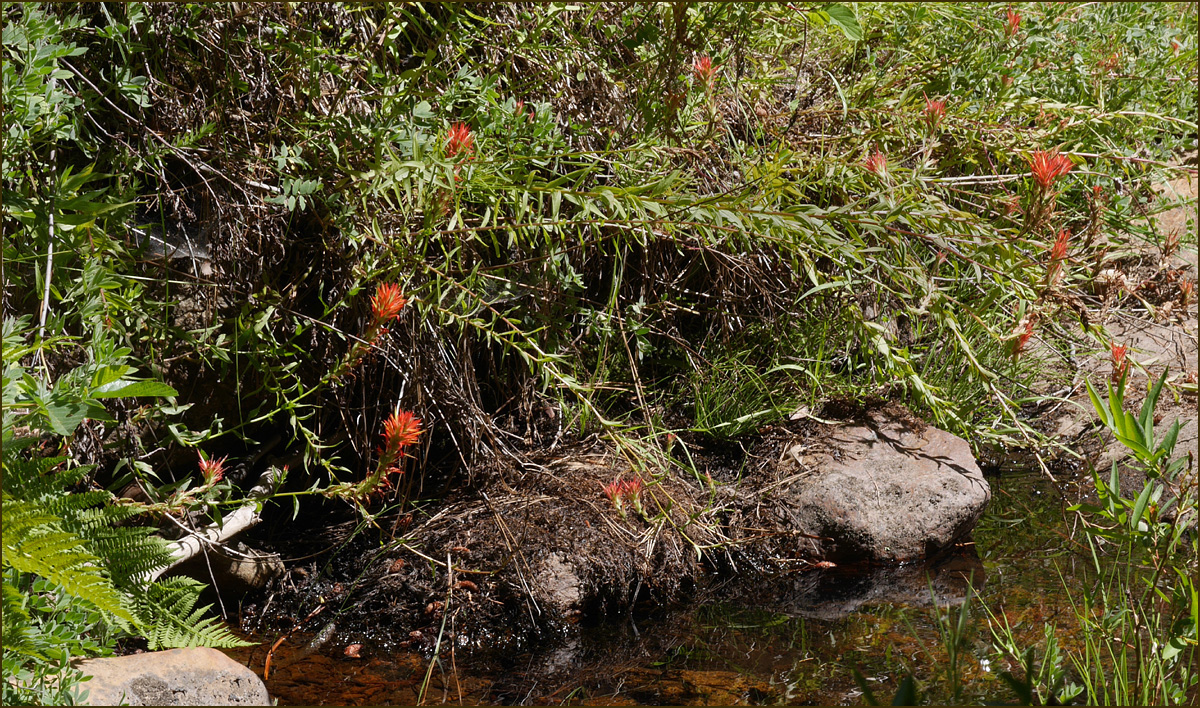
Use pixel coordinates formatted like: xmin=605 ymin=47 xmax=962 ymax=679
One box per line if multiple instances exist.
xmin=145 ymin=464 xmax=285 ymax=582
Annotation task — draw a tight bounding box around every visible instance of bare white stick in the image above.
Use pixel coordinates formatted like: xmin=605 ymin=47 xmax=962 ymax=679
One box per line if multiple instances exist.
xmin=146 ymin=465 xmax=284 ymax=582
xmin=37 ymin=79 xmax=58 ymax=349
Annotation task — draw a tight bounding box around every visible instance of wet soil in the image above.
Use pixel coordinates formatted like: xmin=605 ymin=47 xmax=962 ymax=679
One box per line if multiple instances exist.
xmin=225 ymin=468 xmax=1102 ymax=705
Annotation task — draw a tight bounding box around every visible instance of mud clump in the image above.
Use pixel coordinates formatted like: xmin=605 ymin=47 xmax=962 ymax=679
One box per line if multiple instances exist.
xmin=273 ymin=443 xmax=721 ymax=653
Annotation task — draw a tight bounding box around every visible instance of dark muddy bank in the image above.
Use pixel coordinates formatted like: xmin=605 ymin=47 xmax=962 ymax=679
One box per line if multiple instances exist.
xmin=233 ymin=401 xmax=990 ymax=663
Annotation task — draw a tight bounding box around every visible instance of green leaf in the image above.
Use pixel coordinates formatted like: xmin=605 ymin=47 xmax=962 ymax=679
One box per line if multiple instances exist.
xmin=1116 ymin=431 xmax=1153 ymax=461
xmin=1000 ymin=669 xmax=1034 ymax=705
xmin=1141 ymin=367 xmax=1169 ymax=428
xmin=799 ymin=279 xmax=848 ymax=301
xmin=85 ymin=400 xmax=116 ymax=423
xmin=891 ymin=674 xmax=917 ymax=706
xmin=1157 ymin=420 xmax=1181 ymax=459
xmin=823 ymin=4 xmax=863 ymax=42
xmin=41 ymin=395 xmax=88 ymax=436
xmin=1117 ymin=445 xmax=1154 ymax=468
xmin=1161 ymin=634 xmax=1189 ymax=661
xmin=1120 ymin=409 xmax=1139 ymax=444
xmin=89 ymin=364 xmax=133 ymax=389
xmin=850 ymin=665 xmax=880 ymax=706
xmin=1163 ymin=456 xmax=1187 ymax=481
xmin=91 ymin=380 xmax=178 ymax=399
xmin=1129 ymin=482 xmax=1154 ymax=531
xmin=1085 ymin=379 xmax=1111 ymax=428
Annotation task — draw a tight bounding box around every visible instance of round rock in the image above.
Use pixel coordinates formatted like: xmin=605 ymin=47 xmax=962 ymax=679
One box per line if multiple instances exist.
xmin=779 ymin=407 xmax=991 ymax=563
xmin=76 ymin=647 xmax=269 ymax=706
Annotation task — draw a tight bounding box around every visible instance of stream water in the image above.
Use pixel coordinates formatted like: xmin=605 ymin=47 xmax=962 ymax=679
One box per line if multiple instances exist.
xmin=228 ymin=468 xmax=1098 ymax=705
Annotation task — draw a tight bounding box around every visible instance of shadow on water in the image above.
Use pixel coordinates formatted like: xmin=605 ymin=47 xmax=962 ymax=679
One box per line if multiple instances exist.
xmin=229 ymin=469 xmax=1094 ymax=705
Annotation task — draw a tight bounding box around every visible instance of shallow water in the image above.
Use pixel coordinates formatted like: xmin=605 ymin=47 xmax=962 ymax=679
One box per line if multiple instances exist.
xmin=228 ymin=469 xmax=1101 ymax=705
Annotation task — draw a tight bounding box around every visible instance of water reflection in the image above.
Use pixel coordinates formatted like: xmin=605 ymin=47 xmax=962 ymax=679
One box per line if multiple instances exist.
xmin=233 ymin=469 xmax=1092 ymax=705
xmin=725 ymin=549 xmax=986 ymax=621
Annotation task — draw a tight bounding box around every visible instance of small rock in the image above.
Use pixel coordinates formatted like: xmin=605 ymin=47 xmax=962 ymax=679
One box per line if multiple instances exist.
xmin=223 ymin=547 xmax=285 ymax=591
xmin=76 ymin=647 xmax=269 ymax=706
xmin=537 ymin=552 xmax=582 ymax=616
xmin=167 ymin=542 xmax=285 ymax=600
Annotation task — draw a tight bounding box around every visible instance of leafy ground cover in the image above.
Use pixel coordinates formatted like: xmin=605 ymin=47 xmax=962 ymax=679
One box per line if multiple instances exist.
xmin=3 ymin=2 xmax=1196 ymax=704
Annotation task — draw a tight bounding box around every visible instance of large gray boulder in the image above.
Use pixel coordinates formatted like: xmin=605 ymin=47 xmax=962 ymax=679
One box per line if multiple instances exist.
xmin=792 ymin=410 xmax=988 ymax=566
xmin=76 ymin=647 xmax=269 ymax=706
xmin=749 ymin=404 xmax=991 ymax=564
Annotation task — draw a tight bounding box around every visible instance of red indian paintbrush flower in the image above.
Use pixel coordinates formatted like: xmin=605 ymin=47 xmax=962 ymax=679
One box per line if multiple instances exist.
xmin=621 ymin=478 xmax=646 ymax=515
xmin=1050 ymin=228 xmax=1071 ymax=262
xmin=198 ymin=452 xmax=227 ymax=484
xmin=1029 ymin=150 xmax=1074 ymax=189
xmin=693 ymin=55 xmax=718 ymax=85
xmin=619 ymin=478 xmax=644 ymax=498
xmin=603 ymin=477 xmax=647 ymax=516
xmin=1004 ymin=6 xmax=1021 ymax=37
xmin=1110 ymin=341 xmax=1129 ymax=382
xmin=923 ymin=93 xmax=946 ymax=129
xmin=352 ymin=410 xmax=423 ymax=498
xmin=1045 ymin=228 xmax=1071 ymax=287
xmin=371 ymin=283 xmax=407 ymax=324
xmin=446 ymin=122 xmax=474 ymax=159
xmin=864 ymin=148 xmax=888 ymax=175
xmin=1010 ymin=317 xmax=1035 ymax=359
xmin=1163 ymin=229 xmax=1182 ymax=258
xmin=382 ymin=410 xmax=423 ymax=454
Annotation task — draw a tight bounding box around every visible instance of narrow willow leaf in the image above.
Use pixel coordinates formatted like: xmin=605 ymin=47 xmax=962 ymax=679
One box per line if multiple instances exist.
xmin=1129 ymin=482 xmax=1154 ymax=531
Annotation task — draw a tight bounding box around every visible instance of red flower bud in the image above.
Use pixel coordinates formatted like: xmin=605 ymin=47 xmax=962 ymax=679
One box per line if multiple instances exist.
xmin=198 ymin=452 xmax=227 ymax=484
xmin=1029 ymin=150 xmax=1074 ymax=189
xmin=370 ymin=283 xmax=407 ymax=324
xmin=864 ymin=148 xmax=888 ymax=175
xmin=446 ymin=122 xmax=474 ymax=159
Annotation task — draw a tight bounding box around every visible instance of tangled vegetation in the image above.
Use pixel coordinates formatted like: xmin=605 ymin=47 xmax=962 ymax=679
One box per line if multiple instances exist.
xmin=3 ymin=2 xmax=1196 ymax=704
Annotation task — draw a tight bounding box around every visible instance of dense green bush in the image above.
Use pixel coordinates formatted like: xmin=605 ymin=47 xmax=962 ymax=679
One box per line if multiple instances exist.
xmin=2 ymin=2 xmax=1195 ymax=703
xmin=6 ymin=1 xmax=1193 ymax=474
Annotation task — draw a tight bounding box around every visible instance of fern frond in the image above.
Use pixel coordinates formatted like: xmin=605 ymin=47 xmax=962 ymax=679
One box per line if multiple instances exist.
xmin=1 ymin=451 xmax=90 ymax=501
xmin=74 ymin=502 xmax=144 ymax=528
xmin=44 ymin=489 xmax=111 ymax=521
xmin=1 ymin=576 xmax=43 ymax=660
xmin=3 ymin=442 xmax=245 ymax=650
xmin=85 ymin=525 xmax=174 ymax=587
xmin=1 ymin=496 xmax=135 ymax=624
xmin=135 ymin=577 xmax=252 ymax=649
